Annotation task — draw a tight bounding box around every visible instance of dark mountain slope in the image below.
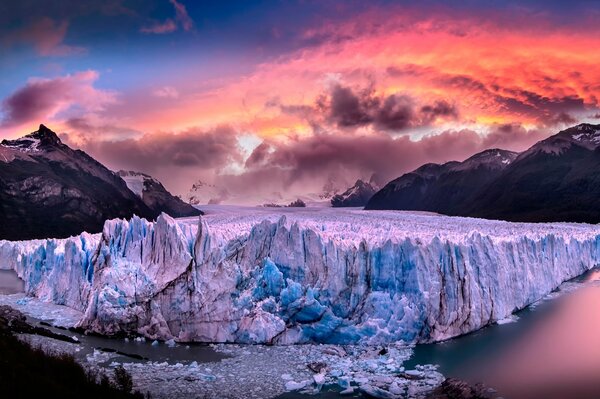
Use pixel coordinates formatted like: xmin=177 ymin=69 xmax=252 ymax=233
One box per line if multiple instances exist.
xmin=367 ymin=123 xmax=600 ymax=224
xmin=366 ymin=149 xmax=518 ymax=214
xmin=0 ymin=125 xmax=182 ymax=240
xmin=467 ymin=124 xmax=600 ymax=223
xmin=117 ymin=170 xmax=202 ymax=218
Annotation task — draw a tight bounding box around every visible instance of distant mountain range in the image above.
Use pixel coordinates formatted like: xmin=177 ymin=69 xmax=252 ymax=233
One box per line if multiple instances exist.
xmin=331 ymin=179 xmax=379 ymax=207
xmin=186 ymin=180 xmax=230 ymax=205
xmin=367 ymin=123 xmax=600 ymax=223
xmin=0 ymin=125 xmax=200 ymax=240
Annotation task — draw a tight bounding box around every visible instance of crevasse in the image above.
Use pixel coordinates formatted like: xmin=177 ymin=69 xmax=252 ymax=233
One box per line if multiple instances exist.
xmin=1 ymin=210 xmax=599 ymax=345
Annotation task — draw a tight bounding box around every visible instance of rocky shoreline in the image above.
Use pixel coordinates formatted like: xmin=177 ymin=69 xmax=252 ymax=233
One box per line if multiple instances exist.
xmin=0 ymin=302 xmax=502 ymax=399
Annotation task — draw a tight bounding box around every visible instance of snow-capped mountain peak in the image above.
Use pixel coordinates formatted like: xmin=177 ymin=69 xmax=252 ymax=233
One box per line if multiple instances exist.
xmin=116 ymin=170 xmax=201 ymax=218
xmin=563 ymin=123 xmax=600 ymax=145
xmin=517 ymin=123 xmax=600 ymax=160
xmin=0 ymin=124 xmax=62 ymax=153
xmin=454 ymin=148 xmax=518 ymax=171
xmin=331 ymin=179 xmax=378 ymax=207
xmin=186 ymin=180 xmax=230 ymax=205
xmin=117 ymin=170 xmax=160 ymax=198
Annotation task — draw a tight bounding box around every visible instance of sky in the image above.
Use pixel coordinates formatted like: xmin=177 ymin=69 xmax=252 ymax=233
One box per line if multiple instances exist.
xmin=2 ymin=0 xmax=600 ymax=203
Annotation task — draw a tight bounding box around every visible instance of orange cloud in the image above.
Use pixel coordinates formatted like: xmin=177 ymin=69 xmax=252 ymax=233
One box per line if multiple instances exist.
xmin=108 ymin=5 xmax=600 ymax=141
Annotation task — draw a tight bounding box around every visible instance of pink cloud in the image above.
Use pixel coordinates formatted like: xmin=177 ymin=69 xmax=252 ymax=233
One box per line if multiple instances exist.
xmin=0 ymin=71 xmax=117 ymax=128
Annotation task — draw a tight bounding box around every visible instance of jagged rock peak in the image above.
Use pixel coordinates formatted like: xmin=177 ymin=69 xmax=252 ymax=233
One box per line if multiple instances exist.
xmin=1 ymin=124 xmax=62 ymax=150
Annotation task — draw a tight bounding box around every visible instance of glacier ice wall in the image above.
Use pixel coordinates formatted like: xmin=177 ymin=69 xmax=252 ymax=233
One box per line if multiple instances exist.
xmin=0 ymin=233 xmax=99 ymax=311
xmin=1 ymin=210 xmax=600 ymax=344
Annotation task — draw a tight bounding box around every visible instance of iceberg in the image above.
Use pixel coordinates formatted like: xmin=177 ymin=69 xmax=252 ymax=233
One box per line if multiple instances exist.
xmin=1 ymin=208 xmax=599 ymax=344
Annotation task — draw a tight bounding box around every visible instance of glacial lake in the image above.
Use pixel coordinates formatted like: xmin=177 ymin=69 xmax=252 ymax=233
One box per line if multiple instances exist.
xmin=2 ymin=267 xmax=600 ymax=398
xmin=405 ymin=267 xmax=600 ymax=399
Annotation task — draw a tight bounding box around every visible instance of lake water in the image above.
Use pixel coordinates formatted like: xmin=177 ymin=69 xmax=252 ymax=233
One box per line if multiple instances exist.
xmin=405 ymin=267 xmax=600 ymax=399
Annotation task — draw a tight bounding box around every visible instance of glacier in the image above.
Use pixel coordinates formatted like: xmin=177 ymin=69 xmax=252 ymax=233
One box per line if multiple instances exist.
xmin=1 ymin=206 xmax=600 ymax=345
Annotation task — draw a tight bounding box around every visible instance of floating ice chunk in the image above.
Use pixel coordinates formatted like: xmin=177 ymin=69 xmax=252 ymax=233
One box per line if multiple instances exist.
xmin=313 ymin=373 xmax=326 ymax=385
xmin=496 ymin=314 xmax=520 ymax=325
xmin=285 ymin=380 xmax=311 ymax=391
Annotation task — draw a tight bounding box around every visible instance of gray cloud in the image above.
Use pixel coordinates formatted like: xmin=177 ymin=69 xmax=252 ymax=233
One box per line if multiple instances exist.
xmin=69 ymin=124 xmax=243 ymax=194
xmin=65 ymin=119 xmax=550 ymax=201
xmin=303 ymin=84 xmax=458 ymax=132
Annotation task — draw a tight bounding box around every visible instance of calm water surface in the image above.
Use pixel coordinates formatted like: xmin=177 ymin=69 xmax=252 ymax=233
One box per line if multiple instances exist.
xmin=407 ymin=268 xmax=600 ymax=398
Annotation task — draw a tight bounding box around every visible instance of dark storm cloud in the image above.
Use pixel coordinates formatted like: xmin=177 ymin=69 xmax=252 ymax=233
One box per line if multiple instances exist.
xmin=0 ymin=80 xmax=61 ymax=127
xmin=304 ymin=84 xmax=458 ymax=132
xmin=420 ymin=100 xmax=459 ymax=124
xmin=545 ymin=112 xmax=578 ymax=127
xmin=497 ymin=88 xmax=586 ymax=115
xmin=480 ymin=123 xmax=548 ymax=149
xmin=63 ymin=119 xmax=550 ymax=198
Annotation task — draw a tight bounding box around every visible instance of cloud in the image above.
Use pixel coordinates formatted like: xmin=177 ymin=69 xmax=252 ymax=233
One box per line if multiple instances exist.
xmin=308 ymin=84 xmax=458 ymax=132
xmin=2 ymin=17 xmax=85 ymax=56
xmin=230 ymin=123 xmax=547 ymax=198
xmin=141 ymin=0 xmax=193 ymax=34
xmin=153 ymin=86 xmax=179 ymax=98
xmin=141 ymin=19 xmax=177 ymax=34
xmin=78 ymin=125 xmax=242 ymax=173
xmin=0 ymin=71 xmax=117 ymax=128
xmin=420 ymin=100 xmax=460 ymax=123
xmin=325 ymin=84 xmax=375 ymax=127
xmin=244 ymin=142 xmax=271 ymax=168
xmin=72 ymin=125 xmax=243 ymax=195
xmin=480 ymin=123 xmax=548 ymax=150
xmin=62 ymin=119 xmax=550 ymax=199
xmin=170 ymin=0 xmax=194 ymax=31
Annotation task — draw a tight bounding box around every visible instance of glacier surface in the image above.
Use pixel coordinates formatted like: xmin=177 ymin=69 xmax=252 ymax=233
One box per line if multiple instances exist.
xmin=1 ymin=206 xmax=600 ymax=344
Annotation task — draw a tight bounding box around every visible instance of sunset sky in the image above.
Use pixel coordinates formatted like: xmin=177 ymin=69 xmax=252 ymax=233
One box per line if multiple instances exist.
xmin=2 ymin=0 xmax=600 ymax=201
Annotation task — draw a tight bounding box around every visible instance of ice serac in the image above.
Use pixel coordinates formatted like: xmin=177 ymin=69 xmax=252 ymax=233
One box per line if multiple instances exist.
xmin=0 ymin=233 xmax=99 ymax=311
xmin=3 ymin=209 xmax=600 ymax=344
xmin=80 ymin=213 xmax=196 ymax=338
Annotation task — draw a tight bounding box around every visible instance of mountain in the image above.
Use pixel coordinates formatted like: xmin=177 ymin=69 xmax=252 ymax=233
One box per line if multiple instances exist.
xmin=367 ymin=123 xmax=600 ymax=223
xmin=331 ymin=179 xmax=379 ymax=207
xmin=366 ymin=148 xmax=518 ymax=214
xmin=117 ymin=171 xmax=201 ymax=218
xmin=0 ymin=125 xmax=185 ymax=240
xmin=185 ymin=180 xmax=230 ymax=205
xmin=465 ymin=123 xmax=600 ymax=223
